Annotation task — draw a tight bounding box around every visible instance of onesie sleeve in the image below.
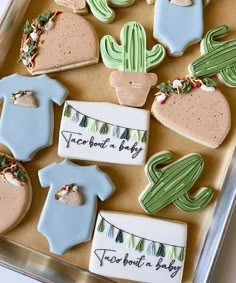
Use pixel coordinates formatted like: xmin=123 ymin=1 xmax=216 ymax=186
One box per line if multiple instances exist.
xmin=0 ymin=76 xmax=12 ymax=101
xmin=42 ymin=75 xmax=69 ymax=105
xmin=38 ymin=163 xmax=57 ymax=188
xmin=93 ymin=166 xmax=116 ymax=201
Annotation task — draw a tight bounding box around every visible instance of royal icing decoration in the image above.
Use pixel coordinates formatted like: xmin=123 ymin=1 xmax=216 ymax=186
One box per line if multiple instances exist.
xmin=38 ymin=159 xmax=115 ymax=255
xmin=139 ymin=151 xmax=214 ymax=214
xmin=11 ymin=90 xmax=37 ymax=108
xmin=100 ymin=22 xmax=165 ymax=107
xmin=55 ymin=183 xmax=83 ymax=206
xmin=0 ymin=74 xmax=68 ymax=161
xmin=189 ymin=25 xmax=236 ymax=87
xmin=19 ymin=11 xmax=99 ymax=75
xmin=55 ymin=0 xmax=136 ymax=23
xmin=154 ymin=76 xmax=216 ymax=104
xmin=89 ymin=211 xmax=187 ymax=283
xmin=152 ymin=76 xmax=231 ymax=148
xmin=153 ymin=0 xmax=203 ymax=56
xmin=0 ymin=154 xmax=32 ymax=234
xmin=54 ymin=0 xmax=88 ymax=14
xmin=58 ymin=101 xmax=150 ymax=165
xmin=19 ymin=11 xmax=61 ymax=69
xmin=170 ymin=0 xmax=192 ymax=6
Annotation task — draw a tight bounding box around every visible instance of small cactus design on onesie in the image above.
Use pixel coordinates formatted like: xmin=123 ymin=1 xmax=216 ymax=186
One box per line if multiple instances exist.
xmin=100 ymin=21 xmax=166 ymax=107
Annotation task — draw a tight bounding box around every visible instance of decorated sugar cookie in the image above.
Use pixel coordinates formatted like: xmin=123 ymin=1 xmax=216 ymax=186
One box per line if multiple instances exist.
xmin=54 ymin=0 xmax=88 ymax=14
xmin=89 ymin=210 xmax=187 ymax=283
xmin=38 ymin=159 xmax=115 ymax=255
xmin=19 ymin=11 xmax=99 ymax=75
xmin=0 ymin=154 xmax=32 ymax=234
xmin=55 ymin=0 xmax=135 ymax=23
xmin=189 ymin=25 xmax=236 ymax=87
xmin=0 ymin=73 xmax=68 ymax=161
xmin=58 ymin=101 xmax=150 ymax=165
xmin=139 ymin=151 xmax=214 ymax=214
xmin=147 ymin=0 xmax=211 ymax=5
xmin=100 ymin=22 xmax=166 ymax=107
xmin=153 ymin=0 xmax=204 ymax=56
xmin=152 ymin=76 xmax=231 ymax=148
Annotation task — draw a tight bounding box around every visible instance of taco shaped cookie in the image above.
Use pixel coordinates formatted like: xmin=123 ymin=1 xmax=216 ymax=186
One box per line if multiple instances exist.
xmin=0 ymin=154 xmax=32 ymax=234
xmin=152 ymin=76 xmax=231 ymax=148
xmin=19 ymin=11 xmax=99 ymax=75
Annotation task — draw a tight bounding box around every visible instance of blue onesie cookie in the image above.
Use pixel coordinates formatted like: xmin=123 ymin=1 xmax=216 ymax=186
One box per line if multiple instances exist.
xmin=0 ymin=73 xmax=68 ymax=161
xmin=38 ymin=159 xmax=115 ymax=255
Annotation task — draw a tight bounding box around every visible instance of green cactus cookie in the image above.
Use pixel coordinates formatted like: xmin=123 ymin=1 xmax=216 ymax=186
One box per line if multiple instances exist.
xmin=139 ymin=151 xmax=213 ymax=214
xmin=189 ymin=25 xmax=236 ymax=87
xmin=86 ymin=0 xmax=135 ymax=23
xmin=100 ymin=21 xmax=166 ymax=73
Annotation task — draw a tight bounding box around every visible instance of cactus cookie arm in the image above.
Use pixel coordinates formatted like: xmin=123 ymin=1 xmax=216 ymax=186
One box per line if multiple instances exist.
xmin=146 ymin=44 xmax=166 ymax=72
xmin=219 ymin=66 xmax=236 ymax=87
xmin=86 ymin=0 xmax=114 ymax=23
xmin=173 ymin=187 xmax=214 ymax=212
xmin=202 ymin=25 xmax=229 ymax=54
xmin=145 ymin=151 xmax=173 ymax=183
xmin=100 ymin=35 xmax=123 ymax=70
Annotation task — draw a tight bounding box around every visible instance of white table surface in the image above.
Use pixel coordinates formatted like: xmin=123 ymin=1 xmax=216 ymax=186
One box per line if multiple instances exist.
xmin=0 ymin=1 xmax=235 ymax=283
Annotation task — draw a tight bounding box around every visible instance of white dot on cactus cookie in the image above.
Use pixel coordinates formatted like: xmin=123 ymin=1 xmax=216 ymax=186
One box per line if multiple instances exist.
xmin=201 ymin=84 xmax=215 ymax=92
xmin=172 ymin=79 xmax=182 ymax=89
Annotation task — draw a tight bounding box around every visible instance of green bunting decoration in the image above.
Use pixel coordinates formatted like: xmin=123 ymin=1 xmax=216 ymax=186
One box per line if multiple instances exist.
xmin=97 ymin=214 xmax=185 ymax=262
xmin=156 ymin=243 xmax=165 ymax=257
xmin=124 ymin=233 xmax=134 ymax=249
xmin=88 ymin=119 xmax=97 ymax=132
xmin=178 ymin=247 xmax=185 ymax=262
xmin=135 ymin=238 xmax=144 ymax=252
xmin=100 ymin=123 xmax=108 ymax=135
xmin=97 ymin=218 xmax=104 ymax=232
xmin=64 ymin=102 xmax=148 ymax=143
xmin=79 ymin=115 xmax=87 ymax=128
xmin=141 ymin=131 xmax=147 ymax=143
xmin=167 ymin=246 xmax=176 ymax=260
xmin=115 ymin=229 xmax=123 ymax=243
xmin=63 ymin=104 xmax=71 ymax=117
xmin=132 ymin=130 xmax=139 ymax=142
xmin=120 ymin=128 xmax=129 ymax=141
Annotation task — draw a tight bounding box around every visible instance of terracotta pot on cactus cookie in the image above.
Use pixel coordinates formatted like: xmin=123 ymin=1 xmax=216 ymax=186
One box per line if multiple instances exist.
xmin=110 ymin=71 xmax=157 ymax=107
xmin=101 ymin=21 xmax=166 ymax=107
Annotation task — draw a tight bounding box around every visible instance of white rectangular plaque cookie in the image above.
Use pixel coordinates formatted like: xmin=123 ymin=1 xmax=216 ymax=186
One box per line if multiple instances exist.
xmin=58 ymin=101 xmax=150 ymax=165
xmin=89 ymin=210 xmax=187 ymax=283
